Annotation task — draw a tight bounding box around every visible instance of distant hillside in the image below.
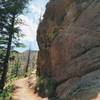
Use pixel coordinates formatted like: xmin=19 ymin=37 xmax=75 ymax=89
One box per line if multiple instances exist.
xmin=11 ymin=50 xmax=38 ymax=75
xmin=19 ymin=50 xmax=38 ymax=67
xmin=23 ymin=50 xmax=38 ymax=54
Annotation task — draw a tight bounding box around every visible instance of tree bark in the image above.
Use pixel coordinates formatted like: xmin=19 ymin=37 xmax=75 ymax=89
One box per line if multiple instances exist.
xmin=0 ymin=14 xmax=15 ymax=90
xmin=24 ymin=47 xmax=31 ymax=77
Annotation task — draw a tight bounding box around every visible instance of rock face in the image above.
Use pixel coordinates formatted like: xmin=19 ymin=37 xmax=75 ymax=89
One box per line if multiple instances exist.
xmin=37 ymin=0 xmax=100 ymax=99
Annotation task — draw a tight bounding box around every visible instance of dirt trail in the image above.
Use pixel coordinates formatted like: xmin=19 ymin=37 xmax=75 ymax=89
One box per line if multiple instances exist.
xmin=13 ymin=78 xmax=48 ymax=100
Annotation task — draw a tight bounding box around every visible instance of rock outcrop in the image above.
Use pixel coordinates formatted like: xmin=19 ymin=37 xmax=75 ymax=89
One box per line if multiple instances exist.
xmin=37 ymin=0 xmax=100 ymax=99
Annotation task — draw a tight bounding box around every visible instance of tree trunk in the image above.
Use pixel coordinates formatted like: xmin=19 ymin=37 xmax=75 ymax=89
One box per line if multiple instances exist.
xmin=0 ymin=14 xmax=15 ymax=91
xmin=24 ymin=47 xmax=31 ymax=77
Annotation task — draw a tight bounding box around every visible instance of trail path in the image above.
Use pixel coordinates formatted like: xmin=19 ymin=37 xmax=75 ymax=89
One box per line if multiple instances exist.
xmin=13 ymin=78 xmax=48 ymax=100
xmin=12 ymin=77 xmax=100 ymax=100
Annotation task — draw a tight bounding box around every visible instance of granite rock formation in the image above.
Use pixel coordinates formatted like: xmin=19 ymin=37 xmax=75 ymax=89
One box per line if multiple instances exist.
xmin=37 ymin=0 xmax=100 ymax=99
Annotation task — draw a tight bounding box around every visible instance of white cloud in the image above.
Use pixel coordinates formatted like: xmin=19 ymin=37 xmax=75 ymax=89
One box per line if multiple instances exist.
xmin=18 ymin=15 xmax=38 ymax=42
xmin=18 ymin=0 xmax=49 ymax=43
xmin=29 ymin=3 xmax=45 ymax=21
xmin=30 ymin=4 xmax=42 ymax=14
xmin=16 ymin=0 xmax=49 ymax=51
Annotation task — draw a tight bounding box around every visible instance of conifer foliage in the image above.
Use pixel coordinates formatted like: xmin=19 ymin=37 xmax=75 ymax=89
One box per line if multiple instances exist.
xmin=0 ymin=0 xmax=31 ymax=91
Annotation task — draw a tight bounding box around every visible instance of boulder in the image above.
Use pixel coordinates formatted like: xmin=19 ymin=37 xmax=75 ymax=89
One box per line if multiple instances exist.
xmin=37 ymin=0 xmax=100 ymax=99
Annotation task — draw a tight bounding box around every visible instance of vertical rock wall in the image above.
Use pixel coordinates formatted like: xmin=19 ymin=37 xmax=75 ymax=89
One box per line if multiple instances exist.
xmin=37 ymin=0 xmax=100 ymax=99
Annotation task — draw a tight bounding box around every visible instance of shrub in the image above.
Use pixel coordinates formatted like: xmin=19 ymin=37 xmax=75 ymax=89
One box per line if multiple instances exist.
xmin=36 ymin=76 xmax=56 ymax=98
xmin=0 ymin=83 xmax=14 ymax=100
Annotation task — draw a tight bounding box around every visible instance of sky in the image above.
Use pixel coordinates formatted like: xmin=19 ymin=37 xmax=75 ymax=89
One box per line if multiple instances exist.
xmin=15 ymin=0 xmax=49 ymax=52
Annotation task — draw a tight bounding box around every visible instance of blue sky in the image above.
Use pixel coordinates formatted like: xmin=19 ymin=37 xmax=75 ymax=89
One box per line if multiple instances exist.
xmin=15 ymin=0 xmax=49 ymax=52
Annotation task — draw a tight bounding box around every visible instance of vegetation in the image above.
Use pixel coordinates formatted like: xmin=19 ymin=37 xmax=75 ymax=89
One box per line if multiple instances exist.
xmin=36 ymin=75 xmax=56 ymax=97
xmin=0 ymin=0 xmax=39 ymax=99
xmin=0 ymin=83 xmax=14 ymax=100
xmin=0 ymin=0 xmax=32 ymax=91
xmin=0 ymin=49 xmax=37 ymax=99
xmin=0 ymin=0 xmax=49 ymax=99
xmin=0 ymin=0 xmax=58 ymax=99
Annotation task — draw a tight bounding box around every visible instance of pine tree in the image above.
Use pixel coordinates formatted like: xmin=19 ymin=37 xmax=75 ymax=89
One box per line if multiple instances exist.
xmin=0 ymin=0 xmax=31 ymax=91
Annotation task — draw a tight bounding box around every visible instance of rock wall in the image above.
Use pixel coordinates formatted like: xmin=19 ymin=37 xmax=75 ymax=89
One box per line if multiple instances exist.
xmin=37 ymin=0 xmax=100 ymax=99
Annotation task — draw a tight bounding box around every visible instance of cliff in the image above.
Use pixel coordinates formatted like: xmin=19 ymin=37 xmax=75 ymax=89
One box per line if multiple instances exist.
xmin=37 ymin=0 xmax=100 ymax=99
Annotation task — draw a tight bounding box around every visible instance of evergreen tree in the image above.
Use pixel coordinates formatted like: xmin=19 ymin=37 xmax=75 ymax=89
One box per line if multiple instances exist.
xmin=0 ymin=0 xmax=31 ymax=91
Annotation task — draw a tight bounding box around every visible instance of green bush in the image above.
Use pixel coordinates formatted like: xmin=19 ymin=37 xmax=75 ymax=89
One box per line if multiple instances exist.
xmin=0 ymin=83 xmax=14 ymax=100
xmin=36 ymin=76 xmax=56 ymax=97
